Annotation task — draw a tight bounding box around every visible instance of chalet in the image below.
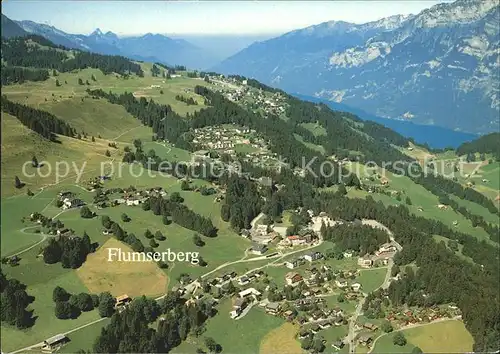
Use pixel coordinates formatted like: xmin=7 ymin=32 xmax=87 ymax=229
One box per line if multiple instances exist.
xmin=266 ymin=302 xmax=281 ymax=315
xmin=42 ymin=334 xmax=69 ymax=351
xmin=287 ymin=235 xmax=306 ymax=246
xmin=230 ymin=297 xmax=246 ymax=318
xmin=335 ymin=279 xmax=348 ymax=288
xmin=250 ymin=243 xmax=268 ymax=255
xmin=240 ymin=229 xmax=251 ymax=238
xmin=334 ymin=316 xmax=344 ymax=326
xmin=343 ymin=250 xmax=354 ymax=258
xmin=357 ymin=257 xmax=373 ymax=268
xmin=351 ymin=283 xmax=362 ymax=292
xmin=358 ymin=334 xmax=373 ymax=346
xmin=437 ymin=204 xmax=448 ymax=210
xmin=238 ymin=287 xmax=261 ymax=300
xmin=58 ymin=191 xmax=73 ymax=198
xmin=332 ymin=340 xmax=345 ymax=350
xmin=285 ymin=258 xmax=303 ymax=269
xmin=304 ymin=251 xmax=323 ymax=262
xmin=63 ymin=198 xmax=85 ymax=209
xmin=375 ymin=243 xmax=397 ymax=256
xmin=285 ymin=272 xmax=303 ymax=286
xmin=283 ymin=310 xmax=295 ymax=321
xmin=363 ymin=322 xmax=378 ymax=331
xmin=318 ymin=320 xmax=332 ymax=329
xmin=310 ymin=324 xmax=320 ymax=334
xmin=238 ymin=275 xmax=250 ymax=286
xmin=115 ymin=294 xmax=132 ymax=309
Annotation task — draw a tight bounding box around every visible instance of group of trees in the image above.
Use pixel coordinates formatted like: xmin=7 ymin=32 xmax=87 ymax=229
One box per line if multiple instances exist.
xmin=93 ymin=292 xmax=217 ymax=353
xmin=175 ymin=95 xmax=197 ymax=106
xmin=53 ymin=286 xmax=97 ymax=319
xmin=1 ymin=65 xmax=49 ymax=85
xmin=1 ymin=95 xmax=76 ymax=140
xmin=52 ymin=286 xmax=115 ymax=320
xmin=221 ymin=175 xmax=263 ymax=231
xmin=43 ymin=232 xmax=93 ymax=268
xmin=101 ymin=215 xmax=147 ymax=252
xmin=147 ymin=196 xmax=217 ymax=237
xmin=321 ymin=223 xmax=389 ymax=255
xmin=0 ymin=270 xmax=35 ymax=329
xmin=456 ymin=132 xmax=500 ymax=160
xmin=2 ymin=35 xmax=144 ymax=77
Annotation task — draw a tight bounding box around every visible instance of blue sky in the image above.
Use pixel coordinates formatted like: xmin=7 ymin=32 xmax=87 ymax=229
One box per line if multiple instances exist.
xmin=3 ymin=1 xmax=448 ymax=36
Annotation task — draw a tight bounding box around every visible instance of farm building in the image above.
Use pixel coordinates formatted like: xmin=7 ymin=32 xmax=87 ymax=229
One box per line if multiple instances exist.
xmin=41 ymin=334 xmax=69 ymax=351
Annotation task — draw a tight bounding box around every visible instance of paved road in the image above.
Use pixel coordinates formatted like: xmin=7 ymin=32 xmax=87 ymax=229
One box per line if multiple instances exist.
xmin=347 ymin=219 xmax=402 ymax=354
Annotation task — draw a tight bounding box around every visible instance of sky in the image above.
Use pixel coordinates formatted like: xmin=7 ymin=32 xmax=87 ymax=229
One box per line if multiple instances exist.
xmin=3 ymin=1 xmax=450 ymax=36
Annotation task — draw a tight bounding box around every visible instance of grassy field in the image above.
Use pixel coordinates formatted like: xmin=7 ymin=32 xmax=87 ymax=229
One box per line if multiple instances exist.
xmin=76 ymin=238 xmax=169 ymax=297
xmin=294 ymin=134 xmax=325 ymax=155
xmin=63 ymin=318 xmax=110 ymax=353
xmin=372 ymin=320 xmax=473 ymax=353
xmin=1 ymin=247 xmax=99 ymax=352
xmin=356 ymin=268 xmax=387 ymax=293
xmin=300 ymin=122 xmax=327 ymax=137
xmin=259 ymin=322 xmax=302 ymax=354
xmin=2 ymin=67 xmax=211 ymax=118
xmin=1 ymin=112 xmax=122 ymax=197
xmin=346 ymin=162 xmax=494 ymax=244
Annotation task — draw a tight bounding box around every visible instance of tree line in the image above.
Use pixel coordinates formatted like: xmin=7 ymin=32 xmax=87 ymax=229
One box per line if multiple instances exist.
xmin=92 ymin=292 xmax=217 ymax=353
xmin=43 ymin=231 xmax=93 ymax=268
xmin=0 ymin=270 xmax=35 ymax=329
xmin=1 ymin=65 xmax=49 ymax=85
xmin=2 ymin=35 xmax=144 ymax=76
xmin=1 ymin=95 xmax=76 ymax=140
xmin=146 ymin=195 xmax=217 ymax=237
xmin=456 ymin=132 xmax=500 ymax=160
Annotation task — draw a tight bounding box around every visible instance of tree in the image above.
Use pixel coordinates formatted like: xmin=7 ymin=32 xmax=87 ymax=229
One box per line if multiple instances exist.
xmin=337 ymin=184 xmax=347 ymax=196
xmin=393 ymin=332 xmax=407 ymax=346
xmin=162 ymin=214 xmax=171 ymax=225
xmin=86 ymin=80 xmax=90 ymax=85
xmin=144 ymin=229 xmax=154 ymax=239
xmin=170 ymin=192 xmax=184 ymax=203
xmin=14 ymin=176 xmax=23 ymax=189
xmin=105 ymin=150 xmax=111 ymax=157
xmin=92 ymin=136 xmax=95 ymax=142
xmin=181 ymin=180 xmax=190 ymax=191
xmin=411 ymin=346 xmax=423 ymax=354
xmin=53 ymin=286 xmax=70 ymax=302
xmin=204 ymin=337 xmax=219 ymax=353
xmin=381 ymin=320 xmax=393 ymax=333
xmin=80 ymin=206 xmax=94 ymax=218
xmin=101 ymin=215 xmax=112 ymax=229
xmin=55 ymin=301 xmax=73 ymax=319
xmin=405 ymin=196 xmax=412 ymax=205
xmin=75 ymin=293 xmax=94 ymax=312
xmin=98 ymin=292 xmax=115 ymax=317
xmin=56 ymin=79 xmax=61 ymax=87
xmin=193 ymin=233 xmax=205 ymax=247
xmin=78 ymin=78 xmax=84 ymax=85
xmin=121 ymin=213 xmax=130 ymax=222
xmin=91 ymin=74 xmax=97 ymax=81
xmin=149 ymin=239 xmax=159 ymax=248
xmin=154 ymin=231 xmax=166 ymax=241
xmin=52 ymin=69 xmax=58 ymax=76
xmin=221 ymin=204 xmax=230 ymax=222
xmin=312 ymin=336 xmax=325 ymax=352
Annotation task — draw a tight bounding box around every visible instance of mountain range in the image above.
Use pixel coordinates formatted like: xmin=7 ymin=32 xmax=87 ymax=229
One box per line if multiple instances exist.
xmin=213 ymin=0 xmax=500 ymax=134
xmin=2 ymin=16 xmax=220 ymax=69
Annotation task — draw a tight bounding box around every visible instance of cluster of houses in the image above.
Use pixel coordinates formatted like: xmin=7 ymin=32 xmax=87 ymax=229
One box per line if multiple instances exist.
xmin=111 ymin=186 xmax=165 ymax=207
xmin=230 ymin=287 xmax=262 ymax=319
xmin=191 ymin=125 xmax=262 ymax=154
xmin=356 ymin=242 xmax=398 ymax=269
xmin=57 ymin=191 xmax=85 ymax=210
